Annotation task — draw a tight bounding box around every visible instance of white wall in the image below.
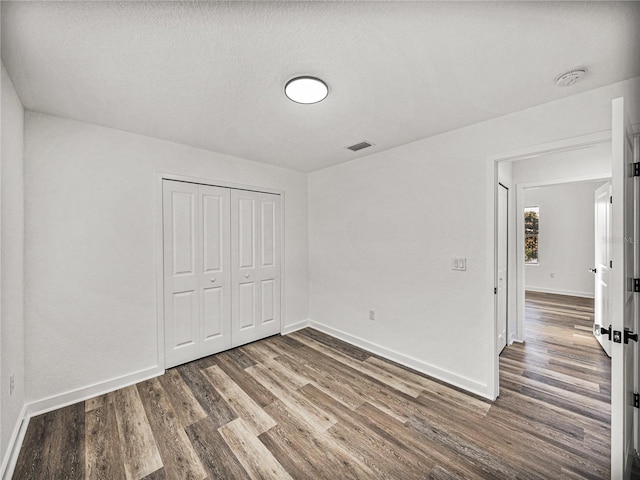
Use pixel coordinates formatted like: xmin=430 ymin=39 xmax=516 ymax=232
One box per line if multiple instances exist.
xmin=1 ymin=64 xmax=25 ymax=469
xmin=308 ymin=77 xmax=639 ymax=398
xmin=24 ymin=112 xmax=308 ymax=406
xmin=512 ymin=141 xmax=612 ymax=185
xmin=524 ymin=181 xmax=604 ymax=297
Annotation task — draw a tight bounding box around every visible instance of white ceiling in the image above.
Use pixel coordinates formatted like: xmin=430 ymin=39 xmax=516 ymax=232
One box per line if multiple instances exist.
xmin=2 ymin=1 xmax=639 ymax=172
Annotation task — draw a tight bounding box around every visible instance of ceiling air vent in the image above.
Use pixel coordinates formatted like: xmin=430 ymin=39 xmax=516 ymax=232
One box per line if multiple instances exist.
xmin=347 ymin=141 xmax=373 ymax=152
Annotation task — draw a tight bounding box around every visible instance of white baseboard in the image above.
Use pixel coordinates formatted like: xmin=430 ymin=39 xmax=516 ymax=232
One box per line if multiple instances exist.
xmin=25 ymin=365 xmax=164 ymax=418
xmin=281 ymin=319 xmax=310 ymax=335
xmin=307 ymin=320 xmax=491 ymax=400
xmin=1 ymin=403 xmax=28 ymax=480
xmin=1 ymin=365 xmax=164 ymax=480
xmin=525 ymin=286 xmax=594 ymax=299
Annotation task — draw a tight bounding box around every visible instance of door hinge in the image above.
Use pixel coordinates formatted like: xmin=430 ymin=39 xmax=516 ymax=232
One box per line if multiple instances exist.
xmin=610 ymin=260 xmax=613 ymax=268
xmin=494 ymin=287 xmax=497 ymax=294
xmin=633 ymin=162 xmax=640 ymax=177
xmin=634 ymin=278 xmax=640 ymax=292
xmin=610 ymin=195 xmax=613 ymax=204
xmin=634 ymin=393 xmax=639 ymax=409
xmin=624 ymin=328 xmax=638 ymax=344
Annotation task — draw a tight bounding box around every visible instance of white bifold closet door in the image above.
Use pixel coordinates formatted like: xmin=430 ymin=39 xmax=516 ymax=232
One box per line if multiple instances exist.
xmin=231 ymin=189 xmax=281 ymax=347
xmin=163 ymin=181 xmax=232 ymax=368
xmin=163 ymin=180 xmax=280 ymax=368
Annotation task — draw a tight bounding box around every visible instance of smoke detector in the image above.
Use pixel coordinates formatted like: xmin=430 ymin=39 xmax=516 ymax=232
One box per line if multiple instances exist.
xmin=555 ymin=69 xmax=586 ymax=87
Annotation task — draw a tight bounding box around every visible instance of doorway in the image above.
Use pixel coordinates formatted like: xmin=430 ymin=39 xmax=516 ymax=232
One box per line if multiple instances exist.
xmin=497 ymin=183 xmax=508 ymax=354
xmin=491 ymin=99 xmax=639 ymax=478
xmin=495 ymin=147 xmax=614 ymax=476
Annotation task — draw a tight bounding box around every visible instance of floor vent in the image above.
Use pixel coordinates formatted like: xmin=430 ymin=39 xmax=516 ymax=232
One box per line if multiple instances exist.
xmin=347 ymin=141 xmax=373 ymax=152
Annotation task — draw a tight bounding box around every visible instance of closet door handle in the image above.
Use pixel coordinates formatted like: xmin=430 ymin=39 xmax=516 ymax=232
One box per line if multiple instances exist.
xmin=210 ymin=278 xmax=216 ymax=283
xmin=244 ymin=274 xmax=250 ymax=279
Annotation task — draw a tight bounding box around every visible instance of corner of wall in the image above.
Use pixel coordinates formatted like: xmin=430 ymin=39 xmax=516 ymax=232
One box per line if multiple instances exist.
xmin=281 ymin=319 xmax=310 ymax=335
xmin=1 ymin=62 xmax=27 ymax=478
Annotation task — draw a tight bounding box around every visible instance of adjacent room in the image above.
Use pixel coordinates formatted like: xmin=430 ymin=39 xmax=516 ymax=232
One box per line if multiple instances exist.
xmin=495 ymin=143 xmax=614 ymax=477
xmin=1 ymin=2 xmax=639 ymax=479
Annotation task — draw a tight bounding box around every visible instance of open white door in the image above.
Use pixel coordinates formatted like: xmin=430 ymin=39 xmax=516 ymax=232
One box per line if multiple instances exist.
xmin=610 ymin=97 xmax=638 ymax=479
xmin=497 ymin=183 xmax=508 ymax=354
xmin=593 ymin=181 xmax=612 ymax=357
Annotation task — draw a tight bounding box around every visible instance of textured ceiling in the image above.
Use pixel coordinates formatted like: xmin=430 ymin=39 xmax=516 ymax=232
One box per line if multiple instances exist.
xmin=2 ymin=1 xmax=639 ymax=172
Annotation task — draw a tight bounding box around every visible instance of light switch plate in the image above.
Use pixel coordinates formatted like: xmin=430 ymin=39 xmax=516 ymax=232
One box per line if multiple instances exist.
xmin=452 ymin=257 xmax=467 ymax=271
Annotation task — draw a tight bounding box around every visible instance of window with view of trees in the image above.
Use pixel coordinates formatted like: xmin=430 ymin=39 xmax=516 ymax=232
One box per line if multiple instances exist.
xmin=525 ymin=207 xmax=539 ymax=264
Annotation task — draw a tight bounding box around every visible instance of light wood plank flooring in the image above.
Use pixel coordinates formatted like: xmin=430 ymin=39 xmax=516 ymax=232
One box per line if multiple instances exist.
xmin=13 ymin=292 xmax=610 ymax=479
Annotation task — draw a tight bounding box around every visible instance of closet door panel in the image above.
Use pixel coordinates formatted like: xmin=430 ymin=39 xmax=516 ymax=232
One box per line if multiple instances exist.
xmin=163 ymin=181 xmax=200 ymax=368
xmin=238 ymin=196 xmax=256 ymax=269
xmin=238 ymin=283 xmax=256 ymax=329
xmin=199 ymin=185 xmax=232 ymax=356
xmin=261 ymin=200 xmax=276 ymax=268
xmin=202 ymin=287 xmax=223 ymax=335
xmin=173 ymin=291 xmax=197 ymax=346
xmin=261 ymin=279 xmax=275 ymax=325
xmin=231 ymin=190 xmax=260 ymax=347
xmin=257 ymin=193 xmax=281 ymax=337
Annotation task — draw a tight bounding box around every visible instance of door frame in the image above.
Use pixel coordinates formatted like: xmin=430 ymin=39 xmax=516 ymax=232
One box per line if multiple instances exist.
xmin=487 ymin=129 xmax=612 ymax=399
xmin=155 ymin=172 xmax=286 ymax=370
xmin=497 ymin=182 xmax=509 ymax=354
xmin=593 ymin=180 xmax=613 ymax=358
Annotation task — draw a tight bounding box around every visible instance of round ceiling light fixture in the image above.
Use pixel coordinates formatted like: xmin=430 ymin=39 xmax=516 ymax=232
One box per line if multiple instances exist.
xmin=284 ymin=76 xmax=328 ymax=104
xmin=555 ymin=69 xmax=586 ymax=87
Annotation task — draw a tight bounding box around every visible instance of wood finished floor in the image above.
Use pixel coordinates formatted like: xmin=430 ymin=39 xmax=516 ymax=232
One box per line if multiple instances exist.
xmin=13 ymin=291 xmax=610 ymax=479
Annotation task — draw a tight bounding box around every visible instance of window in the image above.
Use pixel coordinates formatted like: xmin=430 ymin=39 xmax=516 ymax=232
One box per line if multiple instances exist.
xmin=525 ymin=206 xmax=539 ymax=264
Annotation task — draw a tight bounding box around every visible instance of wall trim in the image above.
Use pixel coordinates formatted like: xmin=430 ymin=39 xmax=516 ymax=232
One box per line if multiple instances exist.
xmin=25 ymin=365 xmax=163 ymax=418
xmin=488 ymin=130 xmax=612 ymax=163
xmin=525 ymin=286 xmax=595 ymax=299
xmin=508 ymin=333 xmax=524 ymax=345
xmin=281 ymin=319 xmax=310 ymax=335
xmin=306 ymin=320 xmax=492 ymax=401
xmin=2 ymin=365 xmax=163 ymax=479
xmin=0 ymin=403 xmax=28 ymax=480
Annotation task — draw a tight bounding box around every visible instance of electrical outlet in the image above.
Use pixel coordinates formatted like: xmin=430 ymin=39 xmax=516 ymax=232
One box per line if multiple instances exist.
xmin=368 ymin=309 xmax=375 ymax=321
xmin=9 ymin=374 xmax=15 ymax=395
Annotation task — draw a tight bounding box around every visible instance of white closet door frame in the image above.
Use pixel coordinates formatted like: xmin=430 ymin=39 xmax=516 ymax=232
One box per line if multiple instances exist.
xmin=155 ymin=172 xmax=285 ymax=370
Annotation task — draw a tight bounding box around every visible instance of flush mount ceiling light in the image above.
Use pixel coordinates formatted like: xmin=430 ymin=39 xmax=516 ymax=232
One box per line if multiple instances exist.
xmin=285 ymin=76 xmax=328 ymax=104
xmin=555 ymin=69 xmax=586 ymax=87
